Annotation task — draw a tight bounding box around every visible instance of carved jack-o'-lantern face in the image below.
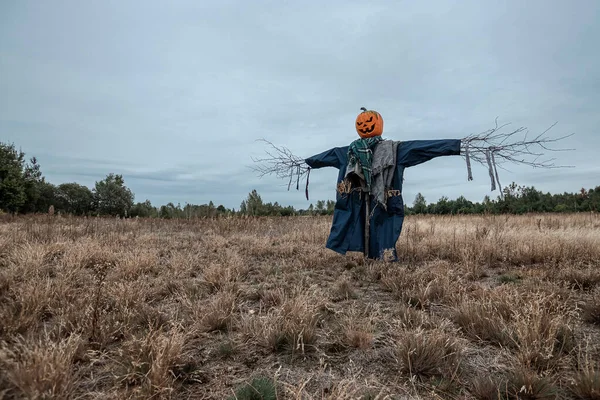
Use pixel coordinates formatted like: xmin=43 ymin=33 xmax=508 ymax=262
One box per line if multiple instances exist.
xmin=355 ymin=107 xmax=384 ymax=138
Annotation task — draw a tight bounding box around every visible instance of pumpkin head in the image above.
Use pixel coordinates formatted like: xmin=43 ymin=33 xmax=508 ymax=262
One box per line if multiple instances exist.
xmin=355 ymin=107 xmax=384 ymax=138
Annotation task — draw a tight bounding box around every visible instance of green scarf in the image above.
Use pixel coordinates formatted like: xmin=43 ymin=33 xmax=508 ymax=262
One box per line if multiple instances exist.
xmin=347 ymin=136 xmax=382 ymax=191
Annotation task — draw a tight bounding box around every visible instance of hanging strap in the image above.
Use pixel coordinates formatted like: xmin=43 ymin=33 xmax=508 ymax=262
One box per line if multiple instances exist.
xmin=485 ymin=149 xmax=496 ymax=191
xmin=465 ymin=142 xmax=473 ymax=181
xmin=305 ymin=167 xmax=311 ymax=200
xmin=491 ymin=151 xmax=503 ymax=199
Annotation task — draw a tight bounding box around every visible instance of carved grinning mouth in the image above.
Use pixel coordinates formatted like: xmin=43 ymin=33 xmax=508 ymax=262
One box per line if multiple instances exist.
xmin=359 ymin=124 xmax=376 ymax=134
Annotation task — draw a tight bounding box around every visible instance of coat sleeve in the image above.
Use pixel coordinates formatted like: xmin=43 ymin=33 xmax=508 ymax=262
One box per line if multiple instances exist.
xmin=305 ymin=147 xmax=344 ymax=170
xmin=397 ymin=139 xmax=461 ymax=168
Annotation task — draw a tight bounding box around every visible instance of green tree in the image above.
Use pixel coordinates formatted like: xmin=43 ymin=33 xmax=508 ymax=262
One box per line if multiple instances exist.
xmin=326 ymin=200 xmax=335 ymax=215
xmin=239 ymin=200 xmax=247 ymax=215
xmin=208 ymin=200 xmax=216 ymax=217
xmin=159 ymin=202 xmax=181 ymax=218
xmin=412 ymin=193 xmax=427 ymax=214
xmin=434 ymin=196 xmax=450 ymax=214
xmin=280 ymin=205 xmax=296 ymax=216
xmin=315 ymin=200 xmax=326 ymax=215
xmin=56 ymin=183 xmax=94 ymax=215
xmin=93 ymin=173 xmax=134 ymax=217
xmin=0 ymin=142 xmax=27 ymax=213
xmin=454 ymin=195 xmax=474 ymax=214
xmin=245 ymin=190 xmax=264 ymax=216
xmin=21 ymin=156 xmax=46 ymax=213
xmin=35 ymin=181 xmax=57 ymax=213
xmin=130 ymin=200 xmax=157 ymax=218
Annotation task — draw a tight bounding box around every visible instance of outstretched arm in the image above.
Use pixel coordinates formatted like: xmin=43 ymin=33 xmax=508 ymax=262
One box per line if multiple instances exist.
xmin=305 ymin=146 xmax=348 ymax=170
xmin=397 ymin=139 xmax=462 ymax=168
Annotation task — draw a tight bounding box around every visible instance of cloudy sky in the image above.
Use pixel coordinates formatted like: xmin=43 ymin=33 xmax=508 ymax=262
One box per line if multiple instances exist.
xmin=1 ymin=0 xmax=598 ymax=209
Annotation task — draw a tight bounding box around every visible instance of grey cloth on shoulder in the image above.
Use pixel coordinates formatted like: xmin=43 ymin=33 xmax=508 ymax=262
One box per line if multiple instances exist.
xmin=371 ymin=139 xmax=400 ymax=210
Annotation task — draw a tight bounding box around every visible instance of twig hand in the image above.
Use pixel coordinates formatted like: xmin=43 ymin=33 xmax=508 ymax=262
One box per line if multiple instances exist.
xmin=250 ymin=139 xmax=310 ymax=191
xmin=460 ymin=118 xmax=575 ymax=169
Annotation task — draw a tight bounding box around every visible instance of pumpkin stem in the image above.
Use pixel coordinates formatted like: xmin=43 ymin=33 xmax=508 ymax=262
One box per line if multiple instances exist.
xmin=360 ymin=107 xmax=367 ymax=112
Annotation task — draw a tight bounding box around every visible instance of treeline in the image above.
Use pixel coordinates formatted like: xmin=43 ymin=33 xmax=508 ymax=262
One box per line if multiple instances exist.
xmin=1 ymin=141 xmax=137 ymax=217
xmin=1 ymin=141 xmax=598 ymax=218
xmin=0 ymin=141 xmax=325 ymax=218
xmin=137 ymin=190 xmax=337 ymax=219
xmin=407 ymin=182 xmax=600 ymax=215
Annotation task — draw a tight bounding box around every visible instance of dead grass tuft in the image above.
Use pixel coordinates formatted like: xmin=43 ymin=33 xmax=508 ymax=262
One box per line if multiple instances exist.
xmin=240 ymin=288 xmax=323 ymax=353
xmin=278 ymin=292 xmax=322 ymax=352
xmin=395 ymin=329 xmax=463 ymax=380
xmin=0 ymin=271 xmax=9 ymax=297
xmin=394 ymin=304 xmax=438 ymax=331
xmin=202 ymin=262 xmax=242 ymax=293
xmin=81 ymin=250 xmax=118 ymax=273
xmin=114 ymin=327 xmax=188 ymax=397
xmin=557 ymin=266 xmax=600 ymax=291
xmin=452 ymin=296 xmax=516 ymax=347
xmin=568 ymin=341 xmax=600 ymax=399
xmin=501 ymin=368 xmax=560 ymax=400
xmin=333 ymin=277 xmax=357 ymax=301
xmin=471 ymin=369 xmax=561 ymax=400
xmin=0 ymin=333 xmax=84 ymax=399
xmin=339 ymin=305 xmax=376 ymax=350
xmin=258 ymin=286 xmax=284 ymax=309
xmin=0 ymin=278 xmax=68 ymax=338
xmin=571 ymin=366 xmax=600 ymax=399
xmin=510 ymin=293 xmax=577 ymax=372
xmin=469 ymin=374 xmax=503 ymax=400
xmin=381 ymin=268 xmax=453 ymax=309
xmin=199 ymin=290 xmax=238 ymax=332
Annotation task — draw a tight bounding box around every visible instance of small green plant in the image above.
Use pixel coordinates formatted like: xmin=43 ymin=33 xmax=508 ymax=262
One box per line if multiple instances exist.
xmin=218 ymin=340 xmax=237 ymax=359
xmin=229 ymin=377 xmax=277 ymax=400
xmin=498 ymin=272 xmax=522 ymax=285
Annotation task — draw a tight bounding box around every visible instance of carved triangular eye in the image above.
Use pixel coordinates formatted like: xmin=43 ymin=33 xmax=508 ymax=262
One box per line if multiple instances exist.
xmin=357 ymin=122 xmax=363 ymax=126
xmin=366 ymin=117 xmax=373 ymax=123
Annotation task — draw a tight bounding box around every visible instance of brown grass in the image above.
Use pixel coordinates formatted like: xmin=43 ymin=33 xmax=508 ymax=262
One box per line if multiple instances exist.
xmin=0 ymin=212 xmax=599 ymax=398
xmin=395 ymin=328 xmax=463 ymax=380
xmin=582 ymin=289 xmax=600 ymax=326
xmin=0 ymin=333 xmax=84 ymax=399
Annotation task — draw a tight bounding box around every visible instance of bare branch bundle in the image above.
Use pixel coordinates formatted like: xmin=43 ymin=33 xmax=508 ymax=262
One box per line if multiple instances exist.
xmin=461 ymin=119 xmax=575 ymax=196
xmin=461 ymin=118 xmax=575 ymax=169
xmin=250 ymin=139 xmax=311 ymax=195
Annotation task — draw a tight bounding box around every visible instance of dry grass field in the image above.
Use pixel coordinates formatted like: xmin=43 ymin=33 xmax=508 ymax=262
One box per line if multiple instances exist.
xmin=1 ymin=213 xmax=599 ymax=399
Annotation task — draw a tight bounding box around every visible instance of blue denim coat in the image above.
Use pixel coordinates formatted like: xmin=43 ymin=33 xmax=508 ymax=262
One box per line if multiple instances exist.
xmin=305 ymin=139 xmax=461 ymax=260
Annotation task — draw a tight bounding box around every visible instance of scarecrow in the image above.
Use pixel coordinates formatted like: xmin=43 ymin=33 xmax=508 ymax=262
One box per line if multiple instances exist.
xmin=252 ymin=108 xmax=573 ymax=261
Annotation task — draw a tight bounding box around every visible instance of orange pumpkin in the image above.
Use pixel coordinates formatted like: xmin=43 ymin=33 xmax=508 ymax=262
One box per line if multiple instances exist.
xmin=355 ymin=107 xmax=384 ymax=138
